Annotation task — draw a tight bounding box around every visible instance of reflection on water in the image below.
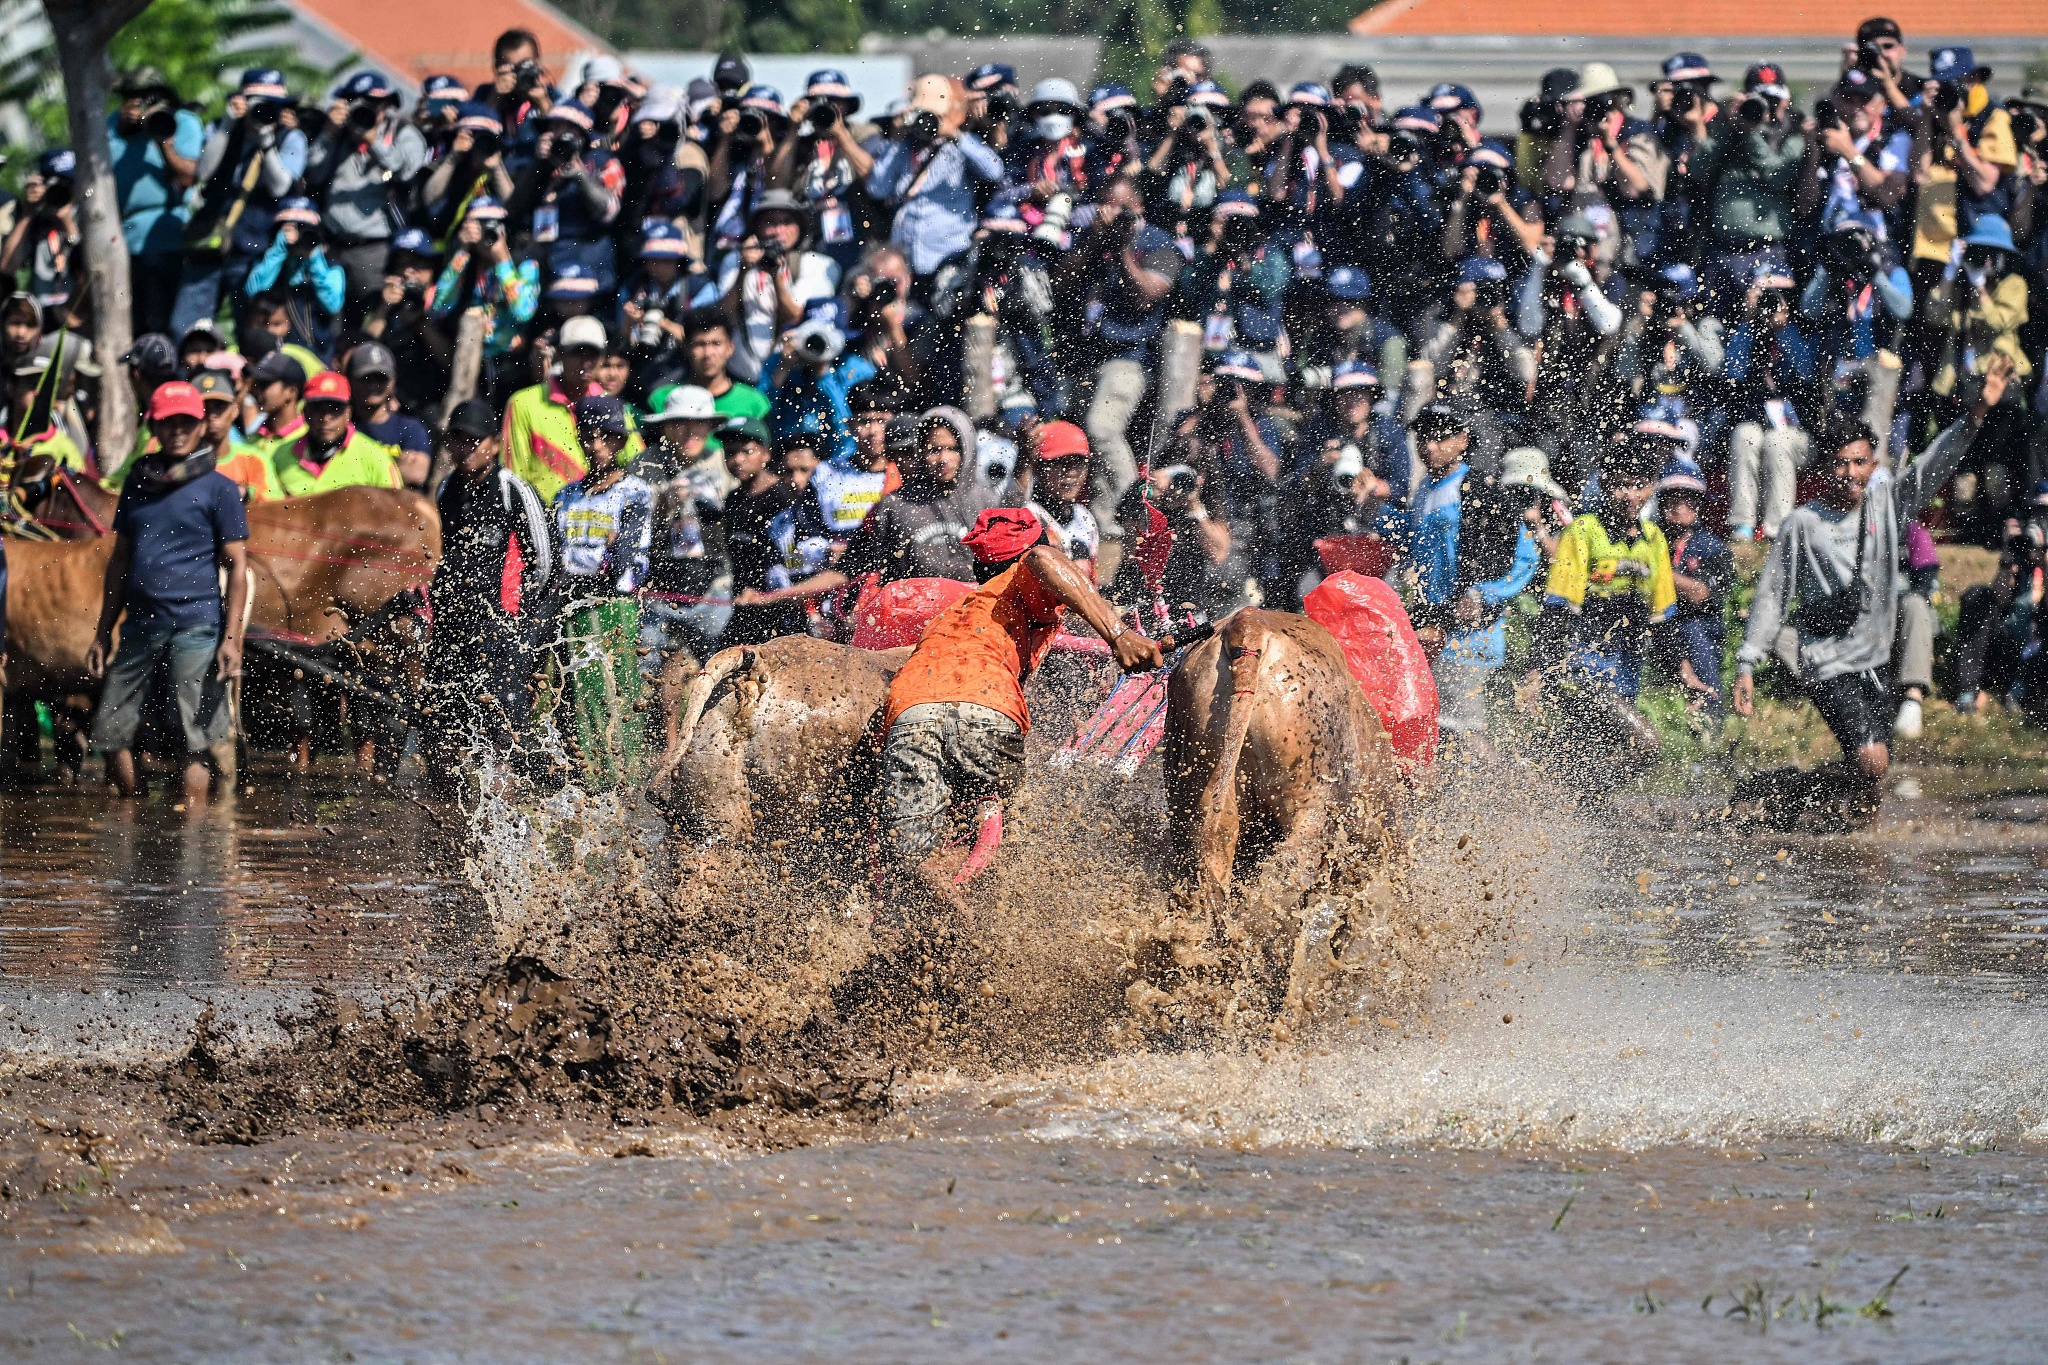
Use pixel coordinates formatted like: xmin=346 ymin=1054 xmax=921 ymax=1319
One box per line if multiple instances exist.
xmin=0 ymin=769 xmax=477 ymax=992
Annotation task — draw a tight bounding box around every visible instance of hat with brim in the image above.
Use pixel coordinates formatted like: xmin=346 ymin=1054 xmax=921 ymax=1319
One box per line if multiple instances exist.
xmin=1213 ymin=351 xmax=1263 ymax=383
xmin=644 ymin=384 xmax=718 ymax=423
xmin=114 ymin=66 xmax=178 ymax=101
xmin=749 ymin=189 xmax=806 ymax=227
xmin=1962 ymin=215 xmax=2016 ymax=252
xmin=1567 ymin=63 xmax=1630 ymax=102
xmin=1501 ymin=446 xmax=1568 ymax=502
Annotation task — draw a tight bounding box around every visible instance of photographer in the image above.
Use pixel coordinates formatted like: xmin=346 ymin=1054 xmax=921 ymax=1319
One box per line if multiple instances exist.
xmin=1441 ymin=145 xmax=1544 ymax=267
xmin=867 ymin=76 xmax=1005 ymax=287
xmin=1084 ymin=84 xmax=1145 ymax=185
xmin=1611 ymin=262 xmax=1724 ymax=436
xmin=1952 ymin=484 xmax=2048 ymax=718
xmin=1358 ymin=107 xmax=1449 ymax=328
xmin=1183 ymin=191 xmax=1287 ymax=368
xmin=1139 ymin=84 xmax=1245 ymax=224
xmin=951 ymin=201 xmax=1062 ymax=416
xmin=1194 ymin=351 xmax=1298 ymax=601
xmin=241 ymin=198 xmax=345 ymax=360
xmin=1797 ymin=223 xmax=1913 ymax=429
xmin=418 ymin=104 xmax=516 ymax=246
xmin=357 ymin=227 xmax=449 ymax=413
xmin=428 ymin=199 xmax=538 ymax=395
xmin=1063 ymin=180 xmax=1183 ymax=534
xmin=172 ymin=70 xmax=307 ymax=337
xmin=1798 ymin=67 xmax=1911 ymax=242
xmin=762 ymin=301 xmax=876 ymax=463
xmin=717 ymin=190 xmax=839 ymax=383
xmin=305 ymin=70 xmax=429 ymax=310
xmin=1263 ymin=84 xmax=1357 ymax=216
xmin=1015 ymin=79 xmax=1091 ymax=198
xmin=1694 ymin=63 xmax=1808 ymax=307
xmin=1735 ymin=360 xmax=2013 ymax=825
xmin=1514 ymin=69 xmax=1580 ymax=194
xmin=477 ymin=28 xmax=554 ymax=160
xmin=1415 ymin=256 xmax=1537 ymax=471
xmin=617 ymin=222 xmax=704 ymax=399
xmin=1292 ymin=362 xmax=1402 ymax=545
xmin=1 ymin=151 xmax=79 ymax=314
xmin=1542 ymin=64 xmax=1667 ymax=265
xmin=1516 ymin=213 xmax=1625 ymax=494
xmin=510 ymin=100 xmax=624 ymax=291
xmin=109 ymin=66 xmax=202 ymax=335
xmin=964 ymin=63 xmax=1023 ymax=158
xmin=1111 ymin=453 xmax=1249 ymax=618
xmin=1930 ymin=216 xmax=2031 ymax=542
xmin=708 ymin=84 xmax=789 ymax=264
xmin=615 ymin=86 xmax=703 ymax=262
xmin=1650 ymin=54 xmax=1721 ymax=260
xmin=770 ymin=70 xmax=876 ymax=272
xmin=413 ymin=74 xmax=468 ymax=156
xmin=1724 ymin=265 xmax=1820 ymax=541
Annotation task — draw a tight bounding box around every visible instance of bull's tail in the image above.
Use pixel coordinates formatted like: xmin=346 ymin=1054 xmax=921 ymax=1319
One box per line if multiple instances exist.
xmin=1201 ymin=630 xmax=1267 ymax=831
xmin=649 ymin=646 xmax=756 ymax=793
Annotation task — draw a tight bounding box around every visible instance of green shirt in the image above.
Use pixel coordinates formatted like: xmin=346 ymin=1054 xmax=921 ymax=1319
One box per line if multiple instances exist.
xmin=709 ymin=381 xmax=769 ymax=453
xmin=269 ymin=427 xmax=402 ymax=498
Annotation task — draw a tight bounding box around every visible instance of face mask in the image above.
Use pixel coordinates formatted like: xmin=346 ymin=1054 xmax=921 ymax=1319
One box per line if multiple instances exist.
xmin=1034 ymin=113 xmax=1073 ymax=142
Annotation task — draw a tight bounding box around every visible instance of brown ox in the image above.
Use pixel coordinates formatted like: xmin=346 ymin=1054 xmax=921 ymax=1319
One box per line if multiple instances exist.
xmin=649 ymin=636 xmax=910 ymax=847
xmin=1162 ymin=609 xmax=1405 ymax=1000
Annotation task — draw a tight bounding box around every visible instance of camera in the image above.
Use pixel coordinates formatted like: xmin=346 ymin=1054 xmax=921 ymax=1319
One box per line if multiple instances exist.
xmin=1182 ymin=105 xmax=1214 ymax=134
xmin=984 ymin=91 xmax=1019 ymax=125
xmin=1519 ymin=98 xmax=1561 ymax=138
xmin=144 ymin=103 xmax=178 ymax=140
xmin=2013 ymin=107 xmax=2044 ymax=147
xmin=1813 ymin=97 xmax=1843 ymax=130
xmin=734 ymin=109 xmax=767 ymax=141
xmin=1669 ymin=84 xmax=1698 ymax=116
xmin=789 ymin=316 xmax=845 ymax=364
xmin=476 ymin=219 xmax=504 ymax=246
xmin=864 ymin=275 xmax=900 ymax=308
xmin=1102 ymin=108 xmax=1137 ymax=144
xmin=1757 ymin=286 xmax=1792 ymax=314
xmin=1735 ymin=93 xmax=1771 ymax=126
xmin=1582 ymin=92 xmax=1620 ymax=123
xmin=904 ymin=108 xmax=942 ymax=148
xmin=634 ymin=308 xmax=666 ymax=349
xmin=347 ymin=99 xmax=382 ymax=132
xmin=545 ymin=129 xmax=585 ymax=165
xmin=1033 ymin=190 xmax=1074 ymax=246
xmin=467 ymin=128 xmax=501 ymax=158
xmin=1388 ymin=128 xmax=1424 ymax=162
xmin=247 ymin=99 xmax=281 ymax=127
xmin=513 ymin=60 xmax=546 ymax=93
xmin=1928 ymin=80 xmax=1960 ymax=115
xmin=805 ymin=99 xmax=839 ymax=132
xmin=1167 ymin=466 xmax=1198 ymax=495
xmin=1471 ymin=164 xmax=1503 ymax=197
xmin=1162 ymin=74 xmax=1191 ymax=108
xmin=590 ymin=84 xmax=628 ymax=126
xmin=1855 ymin=39 xmax=1885 ymax=74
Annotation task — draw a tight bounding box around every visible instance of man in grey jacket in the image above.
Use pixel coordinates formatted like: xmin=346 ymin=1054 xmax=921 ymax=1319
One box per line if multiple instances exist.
xmin=304 ymin=70 xmax=428 ymax=311
xmin=1734 ymin=357 xmax=2013 ymax=821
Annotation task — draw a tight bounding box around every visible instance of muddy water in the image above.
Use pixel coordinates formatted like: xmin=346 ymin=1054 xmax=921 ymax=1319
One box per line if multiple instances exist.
xmin=4 ymin=774 xmax=2048 ymax=1361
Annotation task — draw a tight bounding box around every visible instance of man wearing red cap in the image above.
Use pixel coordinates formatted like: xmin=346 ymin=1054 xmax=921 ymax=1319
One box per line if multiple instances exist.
xmin=267 ymin=369 xmax=402 ymax=497
xmin=1022 ymin=419 xmax=1100 ymax=572
xmin=86 ymin=381 xmax=250 ymax=803
xmin=877 ymin=506 xmax=1159 ymax=913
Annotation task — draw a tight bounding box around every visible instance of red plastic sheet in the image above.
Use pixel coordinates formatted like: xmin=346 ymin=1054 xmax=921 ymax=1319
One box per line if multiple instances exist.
xmin=1302 ymin=570 xmax=1439 ymax=770
xmin=1313 ymin=533 xmax=1396 ymax=580
xmin=846 ymin=575 xmax=1110 ymax=657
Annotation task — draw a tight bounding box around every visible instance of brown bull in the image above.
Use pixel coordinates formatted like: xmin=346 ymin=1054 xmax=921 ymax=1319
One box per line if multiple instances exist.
xmin=1162 ymin=609 xmax=1405 ymax=1001
xmin=649 ymin=636 xmax=911 ymax=846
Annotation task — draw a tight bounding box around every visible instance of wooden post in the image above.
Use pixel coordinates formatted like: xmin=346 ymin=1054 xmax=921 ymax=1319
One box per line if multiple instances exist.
xmin=1144 ymin=319 xmax=1202 ymax=464
xmin=961 ymin=313 xmax=998 ymax=421
xmin=439 ymin=306 xmax=488 ymax=427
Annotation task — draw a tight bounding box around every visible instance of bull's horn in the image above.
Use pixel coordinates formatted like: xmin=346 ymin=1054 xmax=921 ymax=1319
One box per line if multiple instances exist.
xmin=650 ymin=646 xmax=757 ymax=791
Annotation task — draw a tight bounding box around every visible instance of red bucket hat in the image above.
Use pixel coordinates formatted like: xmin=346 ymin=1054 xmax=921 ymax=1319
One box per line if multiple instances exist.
xmin=962 ymin=507 xmax=1045 ymax=565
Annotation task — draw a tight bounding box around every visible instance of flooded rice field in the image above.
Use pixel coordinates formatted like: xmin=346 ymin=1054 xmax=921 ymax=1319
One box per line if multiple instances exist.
xmin=3 ymin=761 xmax=2047 ymax=1362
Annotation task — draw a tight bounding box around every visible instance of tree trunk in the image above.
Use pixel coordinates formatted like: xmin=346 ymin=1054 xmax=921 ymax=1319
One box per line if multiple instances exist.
xmin=42 ymin=0 xmax=154 ymax=471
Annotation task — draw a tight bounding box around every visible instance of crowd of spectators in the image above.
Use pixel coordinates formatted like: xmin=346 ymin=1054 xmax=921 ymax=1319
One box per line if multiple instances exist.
xmin=4 ymin=16 xmax=2048 ymax=788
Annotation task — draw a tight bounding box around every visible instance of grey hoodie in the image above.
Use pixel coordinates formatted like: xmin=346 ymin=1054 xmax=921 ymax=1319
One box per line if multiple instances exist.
xmin=1738 ymin=419 xmax=1973 ymax=684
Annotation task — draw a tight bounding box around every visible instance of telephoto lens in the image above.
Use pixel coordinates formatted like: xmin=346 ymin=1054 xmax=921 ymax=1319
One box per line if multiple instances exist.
xmin=145 ymin=105 xmax=178 ymax=140
xmin=808 ymin=100 xmax=839 ymax=130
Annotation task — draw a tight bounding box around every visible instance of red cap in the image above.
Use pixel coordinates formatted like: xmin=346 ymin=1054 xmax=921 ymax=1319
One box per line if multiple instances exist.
xmin=146 ymin=381 xmax=206 ymax=421
xmin=961 ymin=507 xmax=1045 ymax=565
xmin=1034 ymin=420 xmax=1090 ymax=461
xmin=304 ymin=370 xmax=351 ymax=404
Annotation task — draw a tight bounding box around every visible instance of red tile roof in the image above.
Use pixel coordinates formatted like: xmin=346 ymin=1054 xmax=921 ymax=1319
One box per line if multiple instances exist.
xmin=291 ymin=0 xmax=611 ymax=91
xmin=1352 ymin=0 xmax=2048 ymax=36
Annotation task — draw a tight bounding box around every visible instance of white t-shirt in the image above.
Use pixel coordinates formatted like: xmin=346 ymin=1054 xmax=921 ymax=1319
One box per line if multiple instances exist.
xmin=717 ymin=250 xmax=843 ymax=381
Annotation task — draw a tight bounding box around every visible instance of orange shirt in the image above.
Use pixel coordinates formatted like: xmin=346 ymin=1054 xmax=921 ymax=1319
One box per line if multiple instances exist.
xmin=883 ymin=559 xmax=1064 ymax=735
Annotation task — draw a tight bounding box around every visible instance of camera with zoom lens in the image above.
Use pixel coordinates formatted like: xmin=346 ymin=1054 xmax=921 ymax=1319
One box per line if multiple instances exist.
xmin=904 ymin=108 xmax=942 ymax=148
xmin=1102 ymin=109 xmax=1137 ymax=144
xmin=985 ymin=91 xmax=1019 ymax=125
xmin=1582 ymin=92 xmax=1621 ymax=123
xmin=476 ymin=219 xmax=504 ymax=245
xmin=1388 ymin=128 xmax=1424 ymax=162
xmin=545 ymin=129 xmax=585 ymax=165
xmin=1735 ymin=93 xmax=1772 ymax=126
xmin=2014 ymin=108 xmax=2044 ymax=147
xmin=789 ymin=316 xmax=844 ymax=364
xmin=513 ymin=60 xmax=546 ymax=93
xmin=1519 ymin=99 xmax=1561 ymax=138
xmin=735 ymin=110 xmax=767 ymax=140
xmin=1471 ymin=165 xmax=1504 ymax=197
xmin=143 ymin=103 xmax=178 ymax=140
xmin=864 ymin=275 xmax=900 ymax=308
xmin=634 ymin=308 xmax=666 ymax=350
xmin=1182 ymin=105 xmax=1214 ymax=134
xmin=1855 ymin=39 xmax=1885 ymax=74
xmin=806 ymin=99 xmax=839 ymax=132
xmin=1928 ymin=81 xmax=1960 ymax=115
xmin=1813 ymin=97 xmax=1844 ymax=131
xmin=1668 ymin=85 xmax=1698 ymax=116
xmin=346 ymin=98 xmax=382 ymax=131
xmin=247 ymin=99 xmax=281 ymax=127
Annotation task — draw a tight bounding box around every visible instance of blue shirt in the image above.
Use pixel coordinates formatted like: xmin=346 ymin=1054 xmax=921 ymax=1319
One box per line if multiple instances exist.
xmin=867 ymin=133 xmax=1006 ymax=275
xmin=1383 ymin=461 xmax=1543 ymax=668
xmin=112 ymin=469 xmax=248 ymax=631
xmin=109 ymin=109 xmax=206 ymax=256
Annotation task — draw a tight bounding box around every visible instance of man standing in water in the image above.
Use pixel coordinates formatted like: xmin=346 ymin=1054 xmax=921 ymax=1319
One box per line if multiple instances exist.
xmin=1735 ymin=357 xmax=2012 ymax=823
xmin=877 ymin=507 xmax=1159 ymax=917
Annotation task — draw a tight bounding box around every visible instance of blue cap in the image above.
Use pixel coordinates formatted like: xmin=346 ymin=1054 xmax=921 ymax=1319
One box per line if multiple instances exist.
xmin=1289 ymin=82 xmax=1332 ymax=107
xmin=1459 ymin=256 xmax=1508 ymax=285
xmin=36 ymin=147 xmax=76 ymax=179
xmin=422 ymin=74 xmax=465 ymax=102
xmin=1392 ymin=105 xmax=1441 ymax=133
xmin=1427 ymin=82 xmax=1479 ymax=118
xmin=1332 ymin=359 xmax=1380 ymax=389
xmin=338 ymin=70 xmax=395 ymax=101
xmin=1464 ymin=142 xmax=1513 ymax=170
xmin=239 ymin=68 xmax=290 ymax=101
xmin=638 ymin=219 xmax=690 ymax=258
xmin=739 ymin=84 xmax=785 ymax=114
xmin=1089 ymin=84 xmax=1137 ymax=112
xmin=1661 ymin=53 xmax=1715 ymax=83
xmin=574 ymin=395 xmax=628 ymax=437
xmin=1213 ymin=350 xmax=1264 ymax=382
xmin=806 ymin=68 xmax=854 ymax=97
xmin=1656 ymin=455 xmax=1708 ymax=496
xmin=1658 ymin=262 xmax=1699 ymax=297
xmin=1188 ymin=80 xmax=1231 ymax=108
xmin=1930 ymin=46 xmax=1987 ymax=84
xmin=1211 ymin=188 xmax=1260 ymax=218
xmin=390 ymin=227 xmax=436 ymax=256
xmin=804 ymin=296 xmax=849 ymax=331
xmin=456 ymin=101 xmax=504 ymax=133
xmin=1131 ymin=223 xmax=1176 ymax=255
xmin=1962 ymin=215 xmax=2016 ymax=252
xmin=547 ymin=99 xmax=595 ymax=131
xmin=467 ymin=195 xmax=508 ymax=223
xmin=547 ymin=263 xmax=599 ymax=297
xmin=966 ymin=63 xmax=1017 ymax=93
xmin=1324 ymin=264 xmax=1373 ymax=300
xmin=273 ymin=195 xmax=321 ymax=226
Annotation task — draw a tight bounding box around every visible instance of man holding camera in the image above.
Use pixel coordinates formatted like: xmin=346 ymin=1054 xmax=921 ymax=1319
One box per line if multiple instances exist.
xmin=1543 ymin=63 xmax=1667 ymax=266
xmin=867 ymin=76 xmax=1006 ymax=290
xmin=306 ymin=71 xmax=428 ymax=314
xmin=109 ymin=66 xmax=202 ymax=336
xmin=1695 ymin=63 xmax=1809 ymax=309
xmin=514 ymin=100 xmax=625 ymax=291
xmin=1799 ymin=66 xmax=1911 ymax=242
xmin=1737 ymin=360 xmax=2012 ymax=823
xmin=771 ymin=69 xmax=876 ymax=272
xmin=172 ymin=69 xmax=307 ymax=338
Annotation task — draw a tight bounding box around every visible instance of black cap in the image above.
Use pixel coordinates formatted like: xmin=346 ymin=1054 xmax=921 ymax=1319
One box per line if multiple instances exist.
xmin=446 ymin=399 xmax=497 ymax=439
xmin=713 ymin=51 xmax=750 ymax=93
xmin=574 ymin=394 xmax=628 ymax=437
xmin=120 ymin=333 xmax=179 ymax=378
xmin=248 ymin=351 xmax=307 ymax=389
xmin=1410 ymin=400 xmax=1468 ymax=438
